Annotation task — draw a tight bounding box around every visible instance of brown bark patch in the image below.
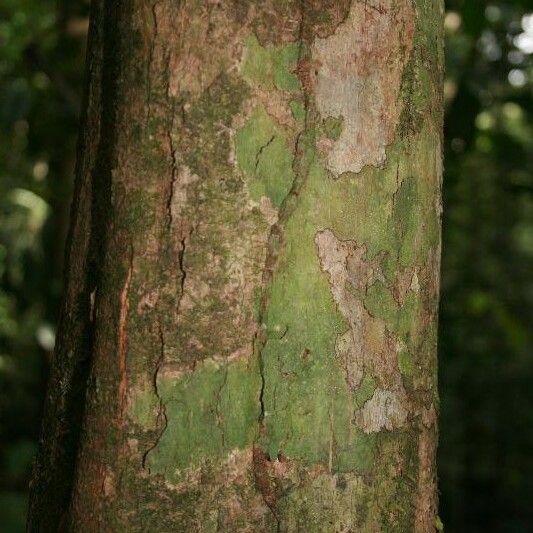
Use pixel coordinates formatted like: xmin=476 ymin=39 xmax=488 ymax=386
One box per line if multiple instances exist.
xmin=415 ymin=425 xmax=438 ymax=532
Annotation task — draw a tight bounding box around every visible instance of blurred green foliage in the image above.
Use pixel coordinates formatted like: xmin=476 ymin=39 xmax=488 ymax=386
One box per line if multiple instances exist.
xmin=440 ymin=1 xmax=533 ymax=531
xmin=0 ymin=0 xmax=89 ymax=530
xmin=0 ymin=1 xmax=531 ymax=531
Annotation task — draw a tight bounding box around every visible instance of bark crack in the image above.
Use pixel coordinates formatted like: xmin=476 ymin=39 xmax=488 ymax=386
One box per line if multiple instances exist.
xmin=253 ymin=2 xmax=309 ymax=526
xmin=178 ymin=236 xmax=187 ymax=297
xmin=142 ymin=322 xmax=168 ymax=471
xmin=255 ymin=0 xmax=311 ymax=427
xmin=215 ymin=367 xmax=229 ymax=447
xmin=254 ymin=135 xmax=275 ymax=175
xmin=166 ymin=126 xmax=178 ymax=231
xmin=256 ymin=328 xmax=266 ymax=424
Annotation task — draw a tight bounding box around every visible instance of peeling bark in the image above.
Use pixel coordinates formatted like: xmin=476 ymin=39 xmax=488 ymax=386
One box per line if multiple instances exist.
xmin=28 ymin=0 xmax=444 ymax=531
xmin=313 ymin=0 xmax=415 ymax=174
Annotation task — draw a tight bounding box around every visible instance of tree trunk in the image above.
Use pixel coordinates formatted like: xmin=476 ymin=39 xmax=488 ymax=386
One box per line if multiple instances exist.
xmin=29 ymin=0 xmax=444 ymax=531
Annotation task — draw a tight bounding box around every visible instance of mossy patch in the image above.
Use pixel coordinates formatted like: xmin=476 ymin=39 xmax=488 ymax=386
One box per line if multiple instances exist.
xmin=393 ymin=176 xmax=420 ymax=266
xmin=322 ymin=115 xmax=344 ymax=141
xmin=364 ymin=281 xmax=398 ymax=325
xmin=335 ymin=432 xmax=378 ymax=473
xmin=353 ymin=374 xmax=377 ymax=408
xmin=127 ymin=380 xmax=160 ymax=430
xmin=235 ymin=105 xmax=295 ymax=207
xmin=289 ymin=99 xmax=306 ymax=123
xmin=258 ymin=125 xmax=441 ymax=476
xmin=241 ymin=34 xmax=300 ymax=92
xmin=398 ymin=349 xmax=415 ymax=377
xmin=145 ymin=359 xmax=260 ymax=481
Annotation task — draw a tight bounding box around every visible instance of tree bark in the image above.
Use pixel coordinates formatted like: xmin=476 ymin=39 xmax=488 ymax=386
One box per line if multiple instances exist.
xmin=29 ymin=0 xmax=444 ymax=531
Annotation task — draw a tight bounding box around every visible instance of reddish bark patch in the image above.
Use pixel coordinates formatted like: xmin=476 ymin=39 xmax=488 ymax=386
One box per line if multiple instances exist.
xmin=252 ymin=447 xmax=278 ymax=511
xmin=117 ymin=263 xmax=132 ymax=415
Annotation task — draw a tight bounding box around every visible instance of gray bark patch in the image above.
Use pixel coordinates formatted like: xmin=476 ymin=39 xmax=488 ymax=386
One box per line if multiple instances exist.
xmin=312 ymin=0 xmax=415 ymax=174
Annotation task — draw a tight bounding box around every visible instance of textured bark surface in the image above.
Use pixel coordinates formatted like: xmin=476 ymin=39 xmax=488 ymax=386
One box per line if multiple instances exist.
xmin=29 ymin=0 xmax=444 ymax=531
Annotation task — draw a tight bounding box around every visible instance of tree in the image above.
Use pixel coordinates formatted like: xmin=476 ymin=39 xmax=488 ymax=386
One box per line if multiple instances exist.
xmin=28 ymin=0 xmax=444 ymax=530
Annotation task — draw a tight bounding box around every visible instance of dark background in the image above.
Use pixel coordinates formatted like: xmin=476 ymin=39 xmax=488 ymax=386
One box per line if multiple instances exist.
xmin=0 ymin=1 xmax=531 ymax=530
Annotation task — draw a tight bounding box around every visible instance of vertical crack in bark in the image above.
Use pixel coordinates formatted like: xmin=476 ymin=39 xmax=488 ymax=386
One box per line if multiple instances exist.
xmin=177 ymin=236 xmax=187 ymax=299
xmin=254 ymin=135 xmax=275 ymax=174
xmin=142 ymin=322 xmax=168 ymax=471
xmin=141 ymin=41 xmax=185 ymax=468
xmin=256 ymin=0 xmax=310 ymax=425
xmin=255 ymin=327 xmax=266 ymax=424
xmin=256 ymin=0 xmax=311 ymax=427
xmin=253 ymin=1 xmax=310 ymax=526
xmin=165 ymin=126 xmax=178 ymax=231
xmin=146 ymin=1 xmax=159 ymax=110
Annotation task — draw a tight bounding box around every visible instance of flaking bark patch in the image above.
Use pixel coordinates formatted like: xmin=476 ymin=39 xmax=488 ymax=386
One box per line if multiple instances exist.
xmin=315 ymin=228 xmax=410 ymax=433
xmin=312 ymin=0 xmax=415 ymax=174
xmin=355 ymin=388 xmax=409 ymax=433
xmin=315 ymin=229 xmax=388 ymax=388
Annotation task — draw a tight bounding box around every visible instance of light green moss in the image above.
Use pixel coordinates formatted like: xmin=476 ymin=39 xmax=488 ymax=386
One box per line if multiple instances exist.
xmin=259 ymin=142 xmax=396 ymax=471
xmin=396 ymin=291 xmax=422 ymax=341
xmin=289 ymin=99 xmax=306 ymax=122
xmin=272 ymin=43 xmax=301 ymax=91
xmin=364 ymin=280 xmax=422 ymax=346
xmin=128 ymin=381 xmax=160 ymax=430
xmin=235 ymin=105 xmax=295 ymax=207
xmin=259 ymin=155 xmax=347 ymax=464
xmin=145 ymin=360 xmax=260 ymax=480
xmin=241 ymin=34 xmax=272 ymax=87
xmin=322 ymin=115 xmax=344 ymax=141
xmin=398 ymin=350 xmax=415 ymax=377
xmin=336 ymin=432 xmax=378 ymax=473
xmin=353 ymin=375 xmax=377 ymax=408
xmin=364 ymin=281 xmax=398 ymax=325
xmin=241 ymin=34 xmax=300 ymax=92
xmin=393 ymin=176 xmax=421 ymax=266
xmin=258 ymin=124 xmax=441 ymax=475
